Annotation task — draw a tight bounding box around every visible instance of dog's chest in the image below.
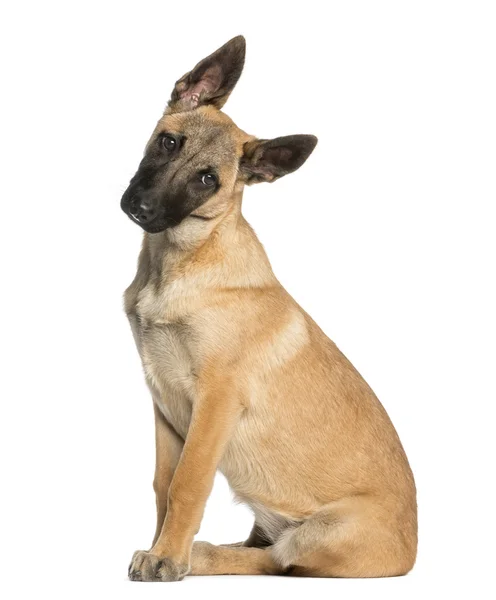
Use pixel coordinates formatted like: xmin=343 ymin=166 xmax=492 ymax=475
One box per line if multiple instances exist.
xmin=127 ymin=284 xmax=197 ymax=439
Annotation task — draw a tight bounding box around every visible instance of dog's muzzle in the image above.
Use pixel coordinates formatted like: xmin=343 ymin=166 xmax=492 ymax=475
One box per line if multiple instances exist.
xmin=127 ymin=194 xmax=158 ymax=225
xmin=121 ymin=186 xmax=165 ymax=231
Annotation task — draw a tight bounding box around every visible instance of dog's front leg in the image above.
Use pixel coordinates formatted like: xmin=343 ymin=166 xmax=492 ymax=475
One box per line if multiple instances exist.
xmin=150 ymin=403 xmax=184 ymax=548
xmin=129 ymin=381 xmax=242 ymax=582
xmin=128 ymin=403 xmax=184 ymax=570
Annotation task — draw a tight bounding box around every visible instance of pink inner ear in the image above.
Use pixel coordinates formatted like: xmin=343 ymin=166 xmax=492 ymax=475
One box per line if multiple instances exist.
xmin=180 ymin=65 xmax=223 ymax=107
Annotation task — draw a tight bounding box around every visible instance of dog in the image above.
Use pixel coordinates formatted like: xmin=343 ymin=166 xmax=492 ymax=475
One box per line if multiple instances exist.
xmin=121 ymin=35 xmax=417 ymax=581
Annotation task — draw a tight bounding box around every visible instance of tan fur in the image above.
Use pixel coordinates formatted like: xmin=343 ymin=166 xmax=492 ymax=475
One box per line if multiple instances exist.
xmin=125 ymin=43 xmax=417 ymax=582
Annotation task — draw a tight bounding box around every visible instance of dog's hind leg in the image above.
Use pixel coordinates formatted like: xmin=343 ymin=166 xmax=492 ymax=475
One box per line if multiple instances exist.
xmin=190 ymin=542 xmax=284 ymax=576
xmin=271 ymin=497 xmax=417 ymax=578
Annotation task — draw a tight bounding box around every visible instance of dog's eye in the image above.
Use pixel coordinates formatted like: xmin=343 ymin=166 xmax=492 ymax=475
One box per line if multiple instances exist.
xmin=162 ymin=135 xmax=177 ymax=151
xmin=201 ymin=173 xmax=217 ymax=187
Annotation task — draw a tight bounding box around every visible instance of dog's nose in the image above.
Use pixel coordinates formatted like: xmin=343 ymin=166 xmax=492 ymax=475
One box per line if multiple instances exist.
xmin=130 ymin=197 xmax=157 ymax=223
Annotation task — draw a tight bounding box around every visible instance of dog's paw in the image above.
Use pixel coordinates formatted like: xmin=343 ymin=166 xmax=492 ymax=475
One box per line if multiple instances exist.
xmin=128 ymin=550 xmax=189 ymax=582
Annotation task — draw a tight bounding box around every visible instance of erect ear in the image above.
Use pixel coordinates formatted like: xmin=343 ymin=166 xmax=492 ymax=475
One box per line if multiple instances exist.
xmin=240 ymin=135 xmax=318 ymax=184
xmin=168 ymin=35 xmax=246 ymax=112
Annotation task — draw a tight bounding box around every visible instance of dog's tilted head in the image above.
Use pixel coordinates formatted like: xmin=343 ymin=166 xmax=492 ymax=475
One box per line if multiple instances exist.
xmin=121 ymin=36 xmax=317 ymax=233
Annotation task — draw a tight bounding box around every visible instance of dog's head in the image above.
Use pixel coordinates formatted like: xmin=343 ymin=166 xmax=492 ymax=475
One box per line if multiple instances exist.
xmin=121 ymin=36 xmax=317 ymax=233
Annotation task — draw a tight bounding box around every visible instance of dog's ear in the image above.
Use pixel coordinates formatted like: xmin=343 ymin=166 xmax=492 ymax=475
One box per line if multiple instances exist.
xmin=240 ymin=135 xmax=318 ymax=184
xmin=168 ymin=36 xmax=245 ymax=112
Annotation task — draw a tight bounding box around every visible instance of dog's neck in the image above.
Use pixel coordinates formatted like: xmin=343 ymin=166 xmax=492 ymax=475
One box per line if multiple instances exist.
xmin=145 ymin=190 xmax=242 ymax=267
xmin=139 ymin=187 xmax=277 ymax=291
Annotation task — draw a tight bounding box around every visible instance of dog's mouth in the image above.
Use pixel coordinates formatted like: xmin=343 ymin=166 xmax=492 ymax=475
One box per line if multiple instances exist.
xmin=128 ymin=211 xmax=166 ymax=231
xmin=139 ymin=221 xmax=171 ymax=234
xmin=123 ymin=206 xmax=172 ymax=233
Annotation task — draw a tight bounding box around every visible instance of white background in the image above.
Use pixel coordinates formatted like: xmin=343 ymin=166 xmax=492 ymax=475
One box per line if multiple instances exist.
xmin=1 ymin=1 xmax=495 ymax=598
